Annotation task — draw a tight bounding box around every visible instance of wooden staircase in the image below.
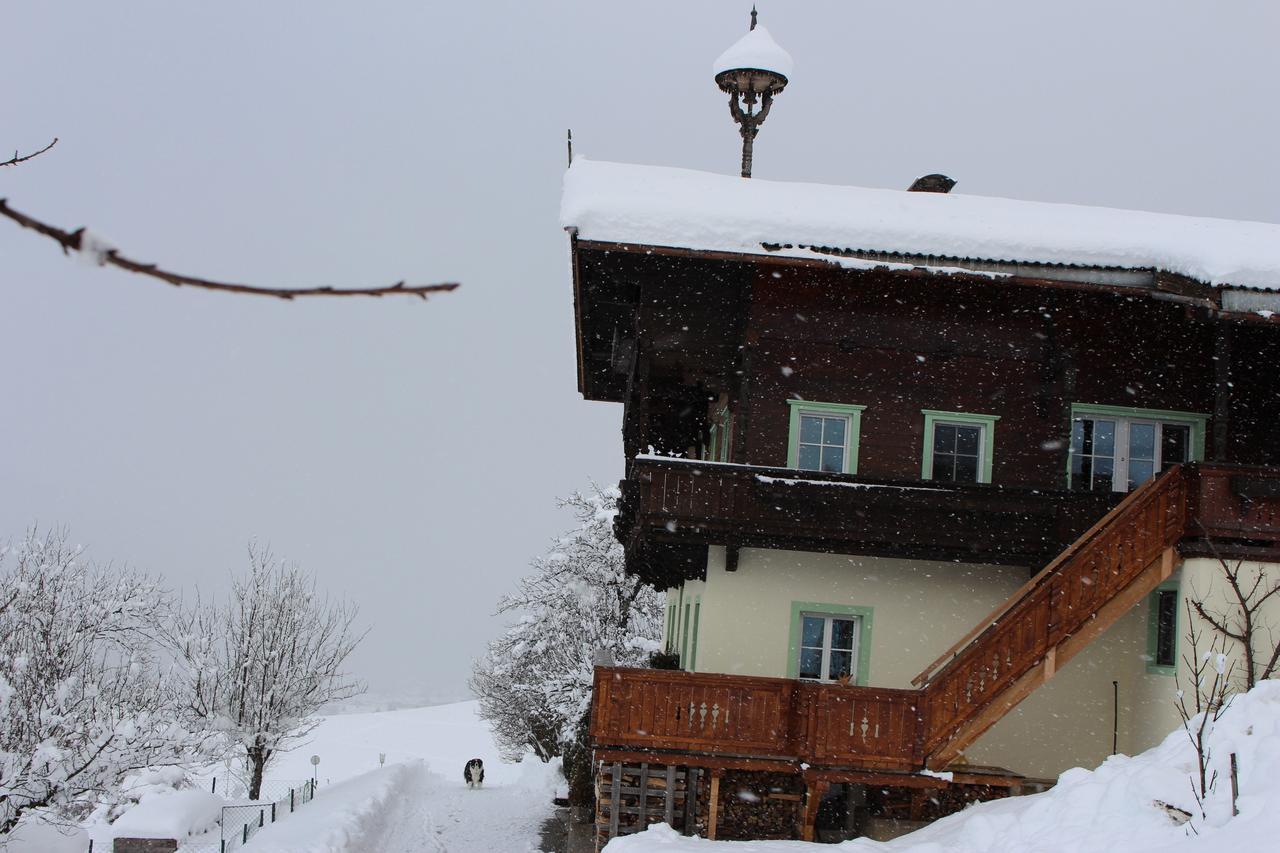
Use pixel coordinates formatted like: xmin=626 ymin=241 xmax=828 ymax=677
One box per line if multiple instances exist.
xmin=913 ymin=464 xmax=1187 ymax=768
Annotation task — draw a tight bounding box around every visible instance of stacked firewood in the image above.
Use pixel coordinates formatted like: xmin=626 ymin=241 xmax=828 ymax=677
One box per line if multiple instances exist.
xmin=594 ymin=762 xmax=691 ymax=847
xmin=711 ymin=771 xmax=803 ymax=841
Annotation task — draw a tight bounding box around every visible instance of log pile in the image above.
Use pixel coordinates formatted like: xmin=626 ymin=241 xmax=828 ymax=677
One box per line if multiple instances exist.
xmin=709 ymin=770 xmax=803 ymax=841
xmin=594 ymin=762 xmax=694 ymax=849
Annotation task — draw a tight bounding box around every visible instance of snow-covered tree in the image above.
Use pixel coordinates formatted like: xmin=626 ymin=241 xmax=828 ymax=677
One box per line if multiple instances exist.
xmin=0 ymin=528 xmax=203 ymax=834
xmin=166 ymin=545 xmax=365 ymax=800
xmin=471 ymin=487 xmax=663 ymax=763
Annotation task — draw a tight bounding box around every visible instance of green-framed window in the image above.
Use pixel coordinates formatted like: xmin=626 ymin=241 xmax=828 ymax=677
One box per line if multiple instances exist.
xmin=1146 ymin=581 xmax=1180 ymax=676
xmin=786 ymin=400 xmax=867 ymax=474
xmin=786 ymin=600 xmax=874 ymax=684
xmin=1068 ymin=404 xmax=1208 ymax=492
xmin=921 ymin=410 xmax=999 ymax=484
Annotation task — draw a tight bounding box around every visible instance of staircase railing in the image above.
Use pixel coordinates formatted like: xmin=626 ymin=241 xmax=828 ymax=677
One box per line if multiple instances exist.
xmin=917 ymin=465 xmax=1187 ymax=763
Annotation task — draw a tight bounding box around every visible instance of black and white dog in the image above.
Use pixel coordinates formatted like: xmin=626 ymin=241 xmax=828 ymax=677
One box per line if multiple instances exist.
xmin=463 ymin=758 xmax=485 ymax=789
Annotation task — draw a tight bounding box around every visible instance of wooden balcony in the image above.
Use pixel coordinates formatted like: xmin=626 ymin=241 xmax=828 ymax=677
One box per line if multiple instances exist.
xmin=590 ymin=667 xmax=924 ymax=773
xmin=616 ymin=457 xmax=1120 ymax=587
xmin=595 ymin=464 xmax=1280 ymax=777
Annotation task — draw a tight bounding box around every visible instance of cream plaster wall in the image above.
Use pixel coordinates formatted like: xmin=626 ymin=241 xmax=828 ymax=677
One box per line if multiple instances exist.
xmin=673 ymin=546 xmax=1206 ymax=780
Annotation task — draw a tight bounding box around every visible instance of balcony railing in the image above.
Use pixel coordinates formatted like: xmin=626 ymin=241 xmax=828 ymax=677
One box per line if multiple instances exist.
xmin=590 ymin=667 xmax=923 ymax=772
xmin=616 ymin=457 xmax=1120 ymax=586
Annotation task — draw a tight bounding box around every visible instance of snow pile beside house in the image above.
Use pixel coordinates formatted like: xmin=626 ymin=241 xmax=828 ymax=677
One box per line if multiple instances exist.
xmin=605 ymin=680 xmax=1280 ymax=852
xmin=561 ymin=159 xmax=1280 ymax=290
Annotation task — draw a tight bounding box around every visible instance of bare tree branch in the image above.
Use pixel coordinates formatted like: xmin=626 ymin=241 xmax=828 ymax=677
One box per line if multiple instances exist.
xmin=0 ymin=138 xmax=57 ymax=168
xmin=0 ymin=198 xmax=460 ymax=301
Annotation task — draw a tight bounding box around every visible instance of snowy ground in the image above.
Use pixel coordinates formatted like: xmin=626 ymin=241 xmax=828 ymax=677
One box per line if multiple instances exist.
xmin=41 ymin=700 xmax=557 ymax=853
xmin=604 ymin=682 xmax=1280 ymax=853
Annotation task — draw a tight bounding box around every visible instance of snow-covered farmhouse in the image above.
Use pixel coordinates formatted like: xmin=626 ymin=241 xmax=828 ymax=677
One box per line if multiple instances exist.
xmin=562 ymin=15 xmax=1280 ymax=848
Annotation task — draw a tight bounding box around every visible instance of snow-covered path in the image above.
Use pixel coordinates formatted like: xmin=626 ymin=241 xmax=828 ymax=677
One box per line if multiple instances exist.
xmin=243 ymin=760 xmax=552 ymax=852
xmin=238 ymin=701 xmax=558 ymax=853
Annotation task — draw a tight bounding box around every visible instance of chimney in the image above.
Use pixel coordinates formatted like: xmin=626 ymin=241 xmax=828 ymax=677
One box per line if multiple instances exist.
xmin=908 ymin=174 xmax=956 ymax=193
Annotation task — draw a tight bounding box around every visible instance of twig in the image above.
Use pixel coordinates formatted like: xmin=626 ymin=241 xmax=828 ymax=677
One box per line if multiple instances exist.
xmin=0 ymin=137 xmax=58 ymax=168
xmin=0 ymin=198 xmax=459 ymax=301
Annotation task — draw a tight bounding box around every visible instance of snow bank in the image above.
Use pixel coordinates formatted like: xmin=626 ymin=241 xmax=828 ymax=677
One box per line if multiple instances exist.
xmin=561 ymin=159 xmax=1280 ymax=291
xmin=241 ymin=762 xmax=423 ymax=853
xmin=604 ymin=681 xmax=1280 ymax=853
xmin=108 ymin=789 xmax=224 ymax=840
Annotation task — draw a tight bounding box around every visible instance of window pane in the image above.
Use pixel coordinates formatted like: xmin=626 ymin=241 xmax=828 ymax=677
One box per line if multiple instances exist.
xmin=798 ymin=444 xmax=821 ymax=471
xmin=820 ymin=445 xmax=844 ymax=473
xmin=1128 ymin=459 xmax=1155 ymax=490
xmin=800 ymin=415 xmax=822 ymax=444
xmin=823 ymin=416 xmax=847 ymax=447
xmin=828 ymin=650 xmax=853 ymax=681
xmin=931 ymin=453 xmax=956 ymax=483
xmin=954 ymin=425 xmax=980 ymax=455
xmin=1071 ymin=419 xmax=1086 ymax=455
xmin=1130 ymin=423 xmax=1156 ymax=460
xmin=1156 ymin=590 xmax=1177 ymax=667
xmin=954 ymin=454 xmax=979 ymax=483
xmin=1162 ymin=425 xmax=1190 ymax=469
xmin=799 ymin=647 xmax=823 ymax=680
xmin=1091 ymin=456 xmax=1114 ymax=491
xmin=801 ymin=616 xmax=824 ymax=648
xmin=830 ymin=618 xmax=856 ymax=650
xmin=934 ymin=424 xmax=955 ymax=454
xmin=1092 ymin=420 xmax=1116 ymax=456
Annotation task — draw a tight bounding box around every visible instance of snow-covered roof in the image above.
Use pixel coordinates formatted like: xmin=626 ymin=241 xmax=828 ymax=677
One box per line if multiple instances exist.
xmin=712 ymin=24 xmax=793 ymax=79
xmin=560 ymin=159 xmax=1280 ymax=291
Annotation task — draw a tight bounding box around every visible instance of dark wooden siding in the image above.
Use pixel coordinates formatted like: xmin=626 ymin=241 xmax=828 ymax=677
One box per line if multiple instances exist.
xmin=739 ymin=267 xmax=1221 ymax=489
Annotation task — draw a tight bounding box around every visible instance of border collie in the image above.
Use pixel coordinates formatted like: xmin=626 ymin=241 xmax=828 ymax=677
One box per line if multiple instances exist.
xmin=464 ymin=758 xmax=485 ymax=789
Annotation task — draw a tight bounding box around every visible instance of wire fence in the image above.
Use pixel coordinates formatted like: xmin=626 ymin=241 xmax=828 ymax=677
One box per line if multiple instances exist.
xmin=174 ymin=778 xmax=318 ymax=853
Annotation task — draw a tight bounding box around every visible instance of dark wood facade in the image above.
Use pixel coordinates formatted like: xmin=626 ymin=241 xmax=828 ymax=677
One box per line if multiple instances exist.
xmin=574 ymin=241 xmax=1280 ymax=489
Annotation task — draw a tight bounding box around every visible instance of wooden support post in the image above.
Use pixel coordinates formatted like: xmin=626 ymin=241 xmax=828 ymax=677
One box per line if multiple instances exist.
xmin=1159 ymin=546 xmax=1176 ymax=581
xmin=908 ymin=788 xmax=928 ymax=821
xmin=664 ymin=765 xmax=676 ymax=826
xmin=800 ymin=780 xmax=829 ymax=842
xmin=684 ymin=768 xmax=700 ymax=836
xmin=707 ymin=772 xmax=722 ymax=840
xmin=725 ymin=546 xmax=740 ymax=572
xmin=609 ymin=762 xmax=622 ymax=839
xmin=1043 ymin=646 xmax=1057 ymax=681
xmin=639 ymin=763 xmax=649 ymax=828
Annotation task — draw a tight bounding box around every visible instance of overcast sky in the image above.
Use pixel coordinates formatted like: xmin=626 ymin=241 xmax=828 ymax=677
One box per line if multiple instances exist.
xmin=4 ymin=1 xmax=1278 ymax=702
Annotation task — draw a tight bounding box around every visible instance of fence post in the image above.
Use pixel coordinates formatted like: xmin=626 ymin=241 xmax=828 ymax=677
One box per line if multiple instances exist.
xmin=243 ymin=823 xmax=248 ymax=845
xmin=291 ymin=788 xmax=295 ymax=812
xmin=212 ymin=777 xmax=218 ymax=794
xmin=271 ymin=802 xmax=277 ymax=823
xmin=259 ymin=809 xmax=264 ymax=828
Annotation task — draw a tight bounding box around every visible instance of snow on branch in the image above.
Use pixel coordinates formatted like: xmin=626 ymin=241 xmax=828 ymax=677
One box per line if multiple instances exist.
xmin=0 ymin=198 xmax=460 ymax=301
xmin=0 ymin=137 xmax=58 ymax=168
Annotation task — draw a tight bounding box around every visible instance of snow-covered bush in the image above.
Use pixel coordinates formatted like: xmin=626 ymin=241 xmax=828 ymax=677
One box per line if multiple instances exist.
xmin=0 ymin=528 xmax=204 ymax=835
xmin=165 ymin=545 xmax=365 ymax=800
xmin=471 ymin=487 xmax=663 ymax=763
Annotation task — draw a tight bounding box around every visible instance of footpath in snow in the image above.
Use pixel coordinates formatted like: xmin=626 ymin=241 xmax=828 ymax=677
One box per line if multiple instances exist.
xmin=605 ymin=681 xmax=1280 ymax=853
xmin=241 ymin=700 xmax=559 ymax=853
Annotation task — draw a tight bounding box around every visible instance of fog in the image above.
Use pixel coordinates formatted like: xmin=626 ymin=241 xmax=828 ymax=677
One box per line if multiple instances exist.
xmin=3 ymin=0 xmax=1277 ymax=700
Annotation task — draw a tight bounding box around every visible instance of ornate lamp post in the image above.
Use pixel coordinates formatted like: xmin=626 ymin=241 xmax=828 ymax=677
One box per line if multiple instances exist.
xmin=713 ymin=8 xmax=793 ymax=178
